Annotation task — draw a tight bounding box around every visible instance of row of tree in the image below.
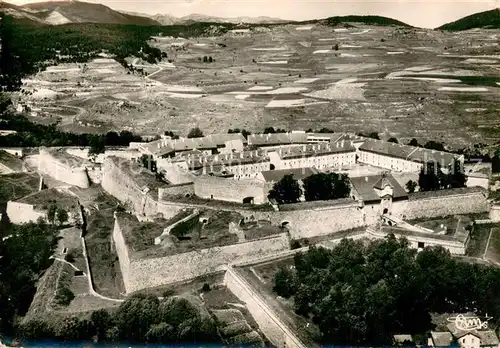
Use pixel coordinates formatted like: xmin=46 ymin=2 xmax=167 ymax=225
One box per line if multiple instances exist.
xmin=0 ymin=111 xmax=142 ymax=153
xmin=18 ymin=294 xmax=220 ymax=345
xmin=273 ymin=235 xmax=500 ymax=345
xmin=268 ymin=173 xmax=351 ymax=204
xmin=416 ymin=161 xmax=467 ymax=192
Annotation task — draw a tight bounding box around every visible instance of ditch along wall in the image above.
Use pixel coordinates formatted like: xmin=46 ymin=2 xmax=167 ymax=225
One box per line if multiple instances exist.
xmin=224 ymin=265 xmax=307 ymax=348
xmin=112 ymin=216 xmax=290 ymax=294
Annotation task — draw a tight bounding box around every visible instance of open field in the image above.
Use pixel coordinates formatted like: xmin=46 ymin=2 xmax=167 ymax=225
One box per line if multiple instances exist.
xmin=0 ymin=172 xmax=40 ymax=209
xmin=18 ymin=24 xmax=500 ymax=147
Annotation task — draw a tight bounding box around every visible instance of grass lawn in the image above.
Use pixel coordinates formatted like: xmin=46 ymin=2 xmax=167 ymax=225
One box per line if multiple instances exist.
xmin=0 ymin=172 xmax=40 ymax=209
xmin=466 ymin=223 xmax=492 ymax=258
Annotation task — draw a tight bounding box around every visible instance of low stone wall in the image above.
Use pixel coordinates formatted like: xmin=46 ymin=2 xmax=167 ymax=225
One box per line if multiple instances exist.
xmin=113 ymin=216 xmax=290 ymax=293
xmin=6 ymin=201 xmax=46 ymax=224
xmin=224 ymin=266 xmax=307 ymax=348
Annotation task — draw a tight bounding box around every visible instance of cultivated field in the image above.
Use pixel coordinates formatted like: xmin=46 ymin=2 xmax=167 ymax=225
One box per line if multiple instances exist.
xmin=19 ymin=23 xmax=500 ymax=147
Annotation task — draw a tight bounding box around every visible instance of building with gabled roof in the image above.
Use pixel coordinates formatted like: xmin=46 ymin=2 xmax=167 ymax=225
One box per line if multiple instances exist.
xmin=268 ymin=140 xmax=356 ymax=171
xmin=358 ymin=138 xmax=463 ymax=173
xmin=138 ymin=133 xmax=247 ymax=159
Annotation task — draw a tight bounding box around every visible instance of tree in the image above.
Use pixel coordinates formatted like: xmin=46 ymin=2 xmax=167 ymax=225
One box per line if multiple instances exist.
xmin=56 ymin=207 xmax=69 ymax=226
xmin=405 ymin=180 xmax=417 ymax=193
xmin=267 ymin=174 xmax=302 ymax=204
xmin=187 ymin=127 xmax=204 ymax=138
xmin=424 ymin=140 xmax=445 ymax=152
xmin=88 ymin=134 xmax=106 ymax=159
xmin=302 ymin=173 xmax=351 ymax=201
xmin=418 ymin=162 xmax=442 ymax=191
xmin=208 ymin=56 xmax=213 ymax=63
xmin=139 ymin=154 xmax=157 ymax=173
xmin=447 ymin=160 xmax=467 ymax=189
xmin=273 ymin=266 xmax=296 ymax=298
xmin=203 ymin=56 xmax=208 ymax=62
xmin=388 ymin=137 xmax=398 ymax=144
xmin=408 ymin=138 xmax=420 ymax=147
xmin=91 ymin=309 xmax=111 ymax=342
xmin=47 ymin=204 xmax=57 ymax=225
xmin=492 ymin=154 xmax=500 ymax=173
xmin=333 ymin=43 xmax=339 ymax=51
xmin=0 ymin=14 xmax=22 ymax=92
xmin=114 ymin=294 xmax=160 ymax=342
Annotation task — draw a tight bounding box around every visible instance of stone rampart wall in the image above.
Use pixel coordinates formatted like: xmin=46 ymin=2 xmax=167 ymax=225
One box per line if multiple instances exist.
xmin=392 ymin=191 xmax=489 ymax=220
xmin=101 ymin=157 xmax=158 ymax=216
xmin=242 ymin=203 xmax=365 ymax=239
xmin=194 ymin=176 xmax=271 ymax=205
xmin=38 ymin=150 xmax=90 ymax=188
xmin=224 ymin=266 xmax=307 ymax=348
xmin=159 ymin=183 xmax=195 ymax=198
xmin=113 ymin=212 xmax=290 ymax=293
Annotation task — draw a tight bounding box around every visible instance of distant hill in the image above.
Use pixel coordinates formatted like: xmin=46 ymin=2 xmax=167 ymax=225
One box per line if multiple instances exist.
xmin=323 ymin=15 xmax=412 ymax=27
xmin=438 ymin=8 xmax=500 ymax=31
xmin=0 ymin=2 xmax=46 ymax=25
xmin=2 ymin=0 xmax=161 ymax=25
xmin=150 ymin=13 xmax=289 ymax=25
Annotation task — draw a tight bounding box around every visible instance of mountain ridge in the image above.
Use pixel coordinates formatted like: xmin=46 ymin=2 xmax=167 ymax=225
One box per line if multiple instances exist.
xmin=438 ymin=8 xmax=500 ymax=30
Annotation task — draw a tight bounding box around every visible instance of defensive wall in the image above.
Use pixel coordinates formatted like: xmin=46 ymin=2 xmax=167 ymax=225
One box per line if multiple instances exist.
xmin=101 ymin=157 xmax=160 ymax=216
xmin=112 ymin=215 xmax=290 ymax=294
xmin=101 ymin=154 xmax=490 ymax=240
xmin=224 ymin=266 xmax=307 ymax=348
xmin=194 ymin=175 xmax=272 ymax=205
xmin=392 ymin=188 xmax=489 ymax=220
xmin=158 ymin=183 xmax=195 ymax=199
xmin=38 ymin=149 xmax=90 ymax=188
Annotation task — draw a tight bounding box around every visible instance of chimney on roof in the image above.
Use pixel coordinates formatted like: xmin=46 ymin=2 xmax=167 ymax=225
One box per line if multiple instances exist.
xmin=255 ymin=150 xmax=258 ymax=157
xmin=303 ymin=145 xmax=306 ymax=151
xmin=240 ymin=152 xmax=244 ymax=159
xmin=157 ymin=143 xmax=160 ymax=149
xmin=341 ymin=140 xmax=345 ymax=148
xmin=230 ymin=152 xmax=233 ymax=160
xmin=365 ymin=176 xmax=368 ymax=182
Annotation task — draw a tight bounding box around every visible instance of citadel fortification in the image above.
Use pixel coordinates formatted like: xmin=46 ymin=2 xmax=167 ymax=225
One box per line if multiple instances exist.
xmin=101 ymin=155 xmax=490 ymax=240
xmin=112 ymin=212 xmax=290 ymax=293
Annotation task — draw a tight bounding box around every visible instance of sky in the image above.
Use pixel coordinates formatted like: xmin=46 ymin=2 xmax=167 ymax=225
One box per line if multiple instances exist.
xmin=6 ymin=0 xmax=500 ymax=28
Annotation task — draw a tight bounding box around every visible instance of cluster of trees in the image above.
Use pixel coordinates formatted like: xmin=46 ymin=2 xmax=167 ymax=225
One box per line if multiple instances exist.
xmin=228 ymin=128 xmax=251 ymax=139
xmin=417 ymin=161 xmax=467 ymax=192
xmin=273 ymin=235 xmax=500 ymax=345
xmin=47 ymin=204 xmax=69 ymax=226
xmin=18 ymin=294 xmax=220 ymax=345
xmin=268 ymin=173 xmax=350 ymax=204
xmin=200 ymin=56 xmax=214 ymax=63
xmin=2 ymin=14 xmax=232 ymax=82
xmin=0 ymin=112 xmax=142 ymax=151
xmin=187 ymin=127 xmax=204 ymax=139
xmin=0 ymin=220 xmax=59 ymax=336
